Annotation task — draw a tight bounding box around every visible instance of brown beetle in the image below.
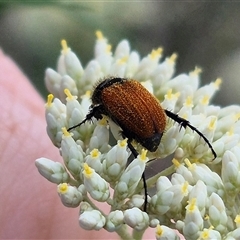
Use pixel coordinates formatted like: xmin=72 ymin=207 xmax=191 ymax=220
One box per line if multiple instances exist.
xmin=68 ymin=77 xmax=216 ymax=211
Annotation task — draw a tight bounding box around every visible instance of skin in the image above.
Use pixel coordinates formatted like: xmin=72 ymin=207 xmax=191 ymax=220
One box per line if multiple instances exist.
xmin=0 ymin=50 xmax=155 ymax=239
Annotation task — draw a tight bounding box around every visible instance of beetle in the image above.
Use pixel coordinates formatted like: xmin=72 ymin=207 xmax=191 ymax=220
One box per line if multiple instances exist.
xmin=68 ymin=76 xmax=216 ymax=211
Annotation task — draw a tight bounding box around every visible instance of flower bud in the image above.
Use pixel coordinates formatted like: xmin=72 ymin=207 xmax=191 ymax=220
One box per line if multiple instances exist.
xmin=35 ymin=158 xmax=69 ymax=184
xmin=83 ymin=163 xmax=110 ymax=202
xmin=105 ymin=210 xmax=124 ymax=232
xmin=79 ymin=209 xmax=106 ymax=230
xmin=124 ymin=207 xmax=149 ymax=231
xmin=57 ymin=183 xmax=84 ymax=208
xmin=114 ymin=149 xmax=148 ymax=201
xmin=155 ymin=224 xmax=181 ymax=240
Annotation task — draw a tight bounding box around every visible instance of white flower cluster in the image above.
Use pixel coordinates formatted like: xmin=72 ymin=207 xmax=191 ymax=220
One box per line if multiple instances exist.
xmin=35 ymin=31 xmax=240 ymax=239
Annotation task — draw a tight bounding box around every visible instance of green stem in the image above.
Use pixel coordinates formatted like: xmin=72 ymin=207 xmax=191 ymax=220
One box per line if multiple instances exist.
xmin=68 ymin=177 xmax=79 ymax=186
xmin=147 ymin=164 xmax=175 ymax=187
xmin=84 ymin=195 xmax=107 ymax=217
xmin=115 ymin=224 xmax=133 ymax=240
xmin=132 ymin=228 xmax=146 ymax=240
xmin=135 ymin=164 xmax=175 ymax=193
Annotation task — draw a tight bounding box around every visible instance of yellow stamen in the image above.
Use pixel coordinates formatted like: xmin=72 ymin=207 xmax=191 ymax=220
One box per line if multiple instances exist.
xmin=155 ymin=224 xmax=163 ymax=237
xmin=81 ymin=90 xmax=91 ymax=100
xmin=167 ymin=53 xmax=178 ymax=63
xmin=200 ymin=95 xmax=209 ymax=105
xmin=176 ymin=92 xmax=180 ymax=98
xmin=181 ymin=182 xmax=189 ymax=196
xmin=214 ymin=78 xmax=222 ymax=89
xmin=183 ymin=114 xmax=188 ymax=120
xmin=234 ymin=113 xmax=240 ymax=121
xmin=57 ymin=183 xmax=68 ymax=194
xmin=99 ymin=116 xmax=108 ymax=126
xmin=227 ymin=127 xmax=234 ymax=136
xmin=186 ymin=198 xmax=197 ymax=212
xmin=106 ymin=44 xmax=112 ymax=53
xmin=61 ymin=39 xmax=70 ymax=54
xmin=62 ymin=127 xmax=71 ymax=137
xmin=200 ymin=229 xmax=210 ymax=239
xmin=184 ymin=158 xmax=195 ymax=171
xmin=165 ymin=89 xmax=180 ymax=101
xmin=118 ymin=56 xmax=128 ymax=64
xmin=90 ymin=149 xmax=100 ymax=158
xmin=150 ymin=47 xmax=163 ymax=60
xmin=96 ymin=31 xmax=111 ymax=54
xmin=192 ymin=158 xmax=199 ymax=163
xmin=96 ymin=30 xmax=104 ymax=40
xmin=83 ymin=163 xmax=93 ymax=178
xmin=190 ymin=66 xmax=202 ymax=76
xmin=208 ymin=117 xmax=216 ymax=131
xmin=119 ymin=138 xmax=128 ymax=148
xmin=140 ymin=149 xmax=148 ymax=161
xmin=234 ymin=214 xmax=240 ymax=224
xmin=46 ymin=94 xmax=54 ymax=107
xmin=165 ymin=89 xmax=173 ymax=100
xmin=86 ymin=90 xmax=91 ymax=96
xmin=172 ymin=158 xmax=181 ymax=168
xmin=184 ymin=96 xmax=193 ymax=107
xmin=64 ymin=88 xmax=74 ymax=100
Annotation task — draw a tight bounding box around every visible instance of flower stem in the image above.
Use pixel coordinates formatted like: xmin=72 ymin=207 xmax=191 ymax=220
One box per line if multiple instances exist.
xmin=147 ymin=164 xmax=175 ymax=187
xmin=132 ymin=228 xmax=146 ymax=240
xmin=115 ymin=224 xmax=132 ymax=240
xmin=84 ymin=195 xmax=107 ymax=217
xmin=68 ymin=177 xmax=79 ymax=186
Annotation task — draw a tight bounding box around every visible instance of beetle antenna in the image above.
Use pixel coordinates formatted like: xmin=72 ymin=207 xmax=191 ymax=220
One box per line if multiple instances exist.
xmin=165 ymin=109 xmax=217 ymax=159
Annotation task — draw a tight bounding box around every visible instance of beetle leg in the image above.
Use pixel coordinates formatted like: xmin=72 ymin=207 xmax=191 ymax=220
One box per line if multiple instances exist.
xmin=165 ymin=109 xmax=217 ymax=159
xmin=127 ymin=140 xmax=148 ymax=212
